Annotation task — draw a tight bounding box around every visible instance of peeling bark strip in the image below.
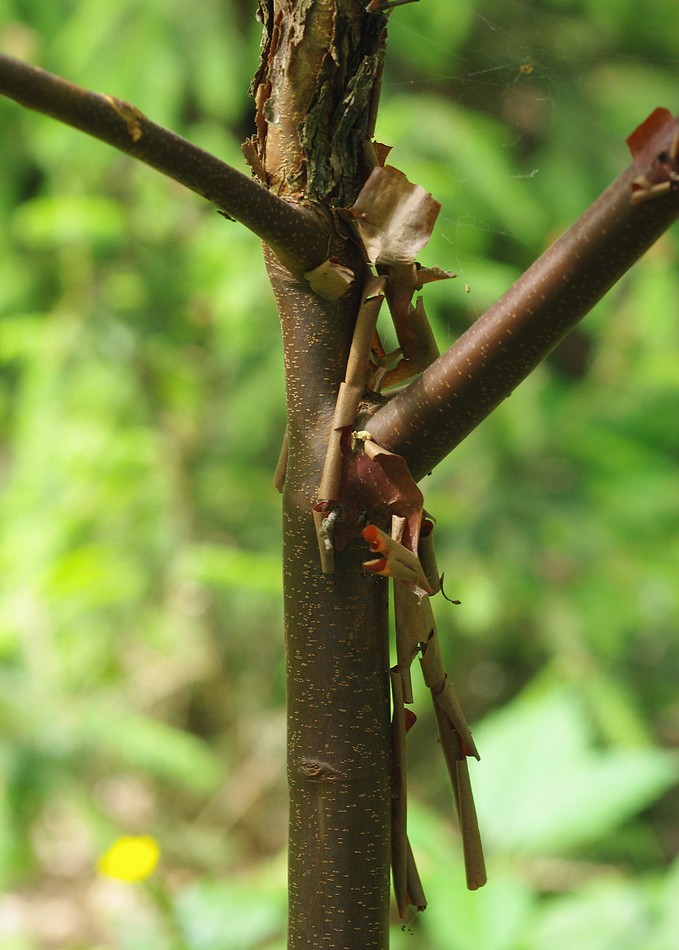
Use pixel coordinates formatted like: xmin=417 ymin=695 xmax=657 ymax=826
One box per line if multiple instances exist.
xmin=251 ymin=0 xmax=387 ymax=204
xmin=391 ymin=567 xmax=486 ymax=895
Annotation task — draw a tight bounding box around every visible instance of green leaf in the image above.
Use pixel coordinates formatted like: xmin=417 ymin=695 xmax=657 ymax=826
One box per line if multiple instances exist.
xmin=176 ymin=857 xmax=286 ymax=950
xmin=81 ymin=707 xmax=223 ymax=794
xmin=11 ymin=195 xmax=126 ymax=249
xmin=473 ymin=685 xmax=678 ymax=855
xmin=185 ymin=544 xmax=282 ymax=596
xmin=527 ymin=877 xmax=650 ymax=950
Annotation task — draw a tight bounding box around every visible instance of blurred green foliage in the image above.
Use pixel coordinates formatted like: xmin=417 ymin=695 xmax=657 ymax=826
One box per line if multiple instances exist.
xmin=0 ymin=0 xmax=678 ymax=947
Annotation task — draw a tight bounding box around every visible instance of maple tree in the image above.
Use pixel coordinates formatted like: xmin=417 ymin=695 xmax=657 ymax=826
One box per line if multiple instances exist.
xmin=2 ymin=4 xmax=679 ymax=948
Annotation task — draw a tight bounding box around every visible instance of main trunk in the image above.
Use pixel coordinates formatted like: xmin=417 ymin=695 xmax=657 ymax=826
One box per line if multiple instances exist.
xmin=264 ymin=241 xmax=392 ymax=948
xmin=284 ymin=504 xmax=391 ymax=948
xmin=252 ymin=3 xmax=393 ymax=944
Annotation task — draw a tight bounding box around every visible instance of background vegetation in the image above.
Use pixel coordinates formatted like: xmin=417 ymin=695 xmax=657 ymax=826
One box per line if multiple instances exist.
xmin=1 ymin=0 xmax=678 ymax=947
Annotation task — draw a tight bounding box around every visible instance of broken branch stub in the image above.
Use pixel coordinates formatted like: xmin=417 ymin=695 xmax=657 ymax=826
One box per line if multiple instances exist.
xmin=627 ymin=107 xmax=679 ymax=205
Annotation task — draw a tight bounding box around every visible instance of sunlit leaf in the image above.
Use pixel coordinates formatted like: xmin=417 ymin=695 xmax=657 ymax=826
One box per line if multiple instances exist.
xmin=473 ymin=686 xmax=678 ymax=855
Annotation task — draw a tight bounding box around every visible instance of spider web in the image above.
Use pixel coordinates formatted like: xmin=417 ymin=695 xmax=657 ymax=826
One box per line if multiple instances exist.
xmin=376 ymin=0 xmax=679 ymax=337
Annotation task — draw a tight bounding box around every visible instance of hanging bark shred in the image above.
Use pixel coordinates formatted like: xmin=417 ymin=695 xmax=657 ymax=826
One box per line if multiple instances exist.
xmin=306 ymin=131 xmax=486 ymax=904
xmin=313 ymin=275 xmax=386 ymax=570
xmin=336 ymin=434 xmax=424 ymax=551
xmin=313 ymin=161 xmax=456 ymax=565
xmin=391 ymin=665 xmax=427 ymax=918
xmin=419 ymin=601 xmax=486 ymax=891
xmin=382 ymin=514 xmax=486 ymax=903
xmin=347 ymin=166 xmax=455 ymax=390
xmin=390 ymin=667 xmax=409 ymax=917
xmin=417 ymin=517 xmax=441 ymax=595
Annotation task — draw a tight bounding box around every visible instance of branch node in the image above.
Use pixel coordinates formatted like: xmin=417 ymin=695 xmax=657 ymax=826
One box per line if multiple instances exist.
xmin=102 ymin=94 xmax=145 ymax=143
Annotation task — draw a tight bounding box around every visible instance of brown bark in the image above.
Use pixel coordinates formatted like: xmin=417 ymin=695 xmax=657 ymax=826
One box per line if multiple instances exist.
xmin=250 ymin=0 xmax=386 ymax=207
xmin=264 ymin=242 xmax=393 ymax=947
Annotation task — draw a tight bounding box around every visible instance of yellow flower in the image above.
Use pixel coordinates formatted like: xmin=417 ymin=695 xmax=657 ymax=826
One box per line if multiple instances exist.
xmin=97 ymin=835 xmax=160 ymax=882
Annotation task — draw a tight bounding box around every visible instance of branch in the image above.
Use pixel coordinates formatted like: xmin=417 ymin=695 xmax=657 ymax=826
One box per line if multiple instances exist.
xmin=368 ymin=115 xmax=679 ymax=481
xmin=0 ymin=54 xmax=329 ymax=272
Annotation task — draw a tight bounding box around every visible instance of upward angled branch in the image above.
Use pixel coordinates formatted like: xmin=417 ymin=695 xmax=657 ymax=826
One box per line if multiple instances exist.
xmin=368 ymin=113 xmax=679 ymax=481
xmin=0 ymin=54 xmax=329 ymax=272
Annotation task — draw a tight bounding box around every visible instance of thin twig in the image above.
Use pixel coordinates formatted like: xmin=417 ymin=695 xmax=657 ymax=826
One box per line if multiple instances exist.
xmin=0 ymin=54 xmax=329 ymax=272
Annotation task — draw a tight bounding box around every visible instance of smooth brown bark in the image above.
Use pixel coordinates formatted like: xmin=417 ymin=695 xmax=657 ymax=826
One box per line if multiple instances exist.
xmin=284 ymin=525 xmax=390 ymax=948
xmin=265 ymin=230 xmax=393 ymax=946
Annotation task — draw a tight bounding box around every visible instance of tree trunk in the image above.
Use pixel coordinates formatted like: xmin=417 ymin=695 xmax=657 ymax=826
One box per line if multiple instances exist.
xmin=265 ymin=246 xmax=392 ymax=948
xmin=252 ymin=4 xmax=394 ymax=944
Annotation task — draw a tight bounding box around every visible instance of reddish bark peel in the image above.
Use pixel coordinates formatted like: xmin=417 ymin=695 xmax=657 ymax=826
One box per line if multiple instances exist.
xmin=362 ymin=524 xmax=433 ymax=593
xmin=627 ymin=107 xmax=677 ymax=167
xmin=334 ymin=433 xmax=425 ymax=554
xmin=627 ymin=107 xmax=679 ymax=205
